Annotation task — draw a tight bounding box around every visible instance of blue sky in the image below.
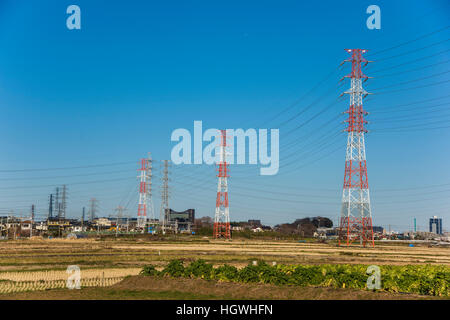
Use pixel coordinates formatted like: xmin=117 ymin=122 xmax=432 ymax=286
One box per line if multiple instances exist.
xmin=0 ymin=0 xmax=449 ymax=232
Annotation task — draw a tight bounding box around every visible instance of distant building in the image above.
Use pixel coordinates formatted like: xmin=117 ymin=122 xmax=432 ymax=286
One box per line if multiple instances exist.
xmin=429 ymin=216 xmax=443 ymax=235
xmin=71 ymin=224 xmax=87 ymax=233
xmin=248 ymin=220 xmax=262 ymax=227
xmin=95 ymin=218 xmax=112 ymax=228
xmin=372 ymin=226 xmax=384 ymax=234
xmin=36 ymin=222 xmax=48 ymax=231
xmin=165 ymin=209 xmax=195 ymax=233
xmin=314 ymin=227 xmax=335 ymax=238
xmin=47 ymin=218 xmax=70 ymax=232
xmin=21 ymin=220 xmax=32 ymax=231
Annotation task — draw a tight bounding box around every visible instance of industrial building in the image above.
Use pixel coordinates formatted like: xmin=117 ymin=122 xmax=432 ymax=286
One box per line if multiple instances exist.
xmin=429 ymin=216 xmax=443 ymax=235
xmin=163 ymin=209 xmax=195 ymax=233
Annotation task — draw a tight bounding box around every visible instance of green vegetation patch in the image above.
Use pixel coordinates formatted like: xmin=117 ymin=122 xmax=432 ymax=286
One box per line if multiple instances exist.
xmin=140 ymin=259 xmax=450 ymax=297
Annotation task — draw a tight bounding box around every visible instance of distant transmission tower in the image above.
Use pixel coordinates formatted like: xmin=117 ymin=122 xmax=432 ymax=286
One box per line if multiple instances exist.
xmin=213 ymin=130 xmax=231 ymax=239
xmin=137 ymin=154 xmax=154 ymax=230
xmin=54 ymin=187 xmax=60 ymax=218
xmin=147 ymin=154 xmax=155 ymax=223
xmin=338 ymin=49 xmax=375 ymax=247
xmin=137 ymin=158 xmax=148 ymax=229
xmin=159 ymin=160 xmax=170 ymax=234
xmin=115 ymin=206 xmax=126 ymax=236
xmin=48 ymin=194 xmax=54 ymax=219
xmin=88 ymin=198 xmax=98 ymax=221
xmin=60 ymin=185 xmax=67 ymax=219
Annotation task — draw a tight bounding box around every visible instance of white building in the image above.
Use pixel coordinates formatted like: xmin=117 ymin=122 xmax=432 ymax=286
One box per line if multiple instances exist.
xmin=94 ymin=218 xmax=111 ymax=227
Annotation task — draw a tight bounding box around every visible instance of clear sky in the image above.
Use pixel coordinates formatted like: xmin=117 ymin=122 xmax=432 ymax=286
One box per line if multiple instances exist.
xmin=0 ymin=0 xmax=449 ymax=232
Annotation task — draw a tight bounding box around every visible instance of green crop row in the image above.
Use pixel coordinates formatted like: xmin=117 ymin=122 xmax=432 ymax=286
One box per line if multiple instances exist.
xmin=140 ymin=259 xmax=450 ymax=296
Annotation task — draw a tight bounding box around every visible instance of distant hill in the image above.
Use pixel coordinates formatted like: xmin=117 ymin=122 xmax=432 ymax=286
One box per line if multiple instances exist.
xmin=274 ymin=217 xmax=333 ymax=237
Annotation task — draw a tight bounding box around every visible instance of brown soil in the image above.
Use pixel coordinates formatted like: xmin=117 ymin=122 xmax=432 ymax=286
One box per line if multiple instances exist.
xmin=1 ymin=239 xmax=449 ymax=272
xmin=0 ymin=276 xmax=442 ymax=300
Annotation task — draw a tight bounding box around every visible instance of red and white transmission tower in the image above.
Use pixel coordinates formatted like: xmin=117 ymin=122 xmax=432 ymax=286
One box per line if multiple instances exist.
xmin=338 ymin=49 xmax=375 ymax=247
xmin=137 ymin=154 xmax=153 ymax=230
xmin=213 ymin=130 xmax=231 ymax=239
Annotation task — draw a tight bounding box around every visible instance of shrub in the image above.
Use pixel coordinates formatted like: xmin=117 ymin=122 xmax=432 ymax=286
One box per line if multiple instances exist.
xmin=258 ymin=265 xmax=289 ymax=285
xmin=212 ymin=264 xmax=239 ymax=282
xmin=184 ymin=259 xmax=214 ymax=279
xmin=237 ymin=264 xmax=260 ymax=283
xmin=140 ymin=259 xmax=450 ymax=296
xmin=140 ymin=265 xmax=160 ymax=277
xmin=162 ymin=259 xmax=185 ymax=277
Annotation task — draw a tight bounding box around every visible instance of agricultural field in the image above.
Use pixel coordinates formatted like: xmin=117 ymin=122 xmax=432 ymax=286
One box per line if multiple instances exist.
xmin=0 ymin=237 xmax=449 ymax=299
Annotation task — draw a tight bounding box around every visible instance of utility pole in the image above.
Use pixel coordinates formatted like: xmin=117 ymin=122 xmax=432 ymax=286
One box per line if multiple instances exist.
xmin=81 ymin=207 xmax=85 ymax=227
xmin=160 ymin=160 xmax=170 ymax=234
xmin=213 ymin=130 xmax=231 ymax=239
xmin=338 ymin=49 xmax=374 ymax=248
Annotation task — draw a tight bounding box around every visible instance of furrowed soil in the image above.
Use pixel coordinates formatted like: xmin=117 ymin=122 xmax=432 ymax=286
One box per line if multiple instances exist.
xmin=0 ymin=238 xmax=448 ymax=272
xmin=0 ymin=238 xmax=448 ymax=299
xmin=1 ymin=275 xmax=443 ymax=300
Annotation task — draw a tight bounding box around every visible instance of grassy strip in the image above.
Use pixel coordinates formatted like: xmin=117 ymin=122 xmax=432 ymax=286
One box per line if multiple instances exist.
xmin=140 ymin=259 xmax=450 ymax=297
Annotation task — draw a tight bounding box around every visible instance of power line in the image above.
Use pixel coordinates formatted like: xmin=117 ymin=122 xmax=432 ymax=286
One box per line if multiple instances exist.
xmin=372 ymin=109 xmax=450 ymax=123
xmin=376 ymin=78 xmax=450 ymax=95
xmin=368 ymin=48 xmax=450 ymax=74
xmin=0 ymin=176 xmax=135 ymax=190
xmin=373 ymin=118 xmax=450 ymax=131
xmin=0 ymin=169 xmax=133 ymax=181
xmin=375 ymin=38 xmax=450 ymax=62
xmin=373 ymin=59 xmax=450 ymax=78
xmin=0 ymin=161 xmax=136 ymax=173
xmin=373 ymin=99 xmax=450 ymax=114
xmin=258 ymin=66 xmax=342 ymax=127
xmin=370 ymin=70 xmax=450 ymax=91
xmin=367 ymin=25 xmax=450 ymax=57
xmin=373 ymin=123 xmax=450 ymax=133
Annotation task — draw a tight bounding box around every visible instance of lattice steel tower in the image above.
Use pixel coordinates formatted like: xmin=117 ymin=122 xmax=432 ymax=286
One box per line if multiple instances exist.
xmin=88 ymin=198 xmax=98 ymax=221
xmin=60 ymin=185 xmax=67 ymax=219
xmin=339 ymin=49 xmax=374 ymax=247
xmin=213 ymin=130 xmax=231 ymax=239
xmin=159 ymin=160 xmax=170 ymax=234
xmin=146 ymin=154 xmax=155 ymax=223
xmin=137 ymin=155 xmax=153 ymax=229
